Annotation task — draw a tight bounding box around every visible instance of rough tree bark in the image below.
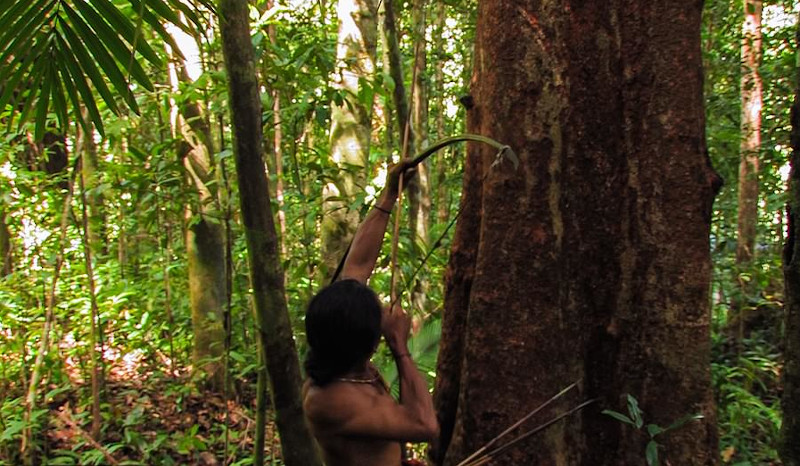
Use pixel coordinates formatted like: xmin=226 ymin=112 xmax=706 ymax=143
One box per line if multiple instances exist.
xmin=217 ymin=1 xmax=323 ymax=465
xmin=780 ymin=12 xmax=800 ymax=465
xmin=433 ymin=1 xmax=720 ymax=464
xmin=321 ymin=0 xmax=378 ymax=279
xmin=736 ymin=0 xmax=762 ymax=265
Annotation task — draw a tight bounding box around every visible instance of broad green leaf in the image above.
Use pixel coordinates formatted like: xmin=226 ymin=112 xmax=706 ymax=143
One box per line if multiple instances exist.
xmin=626 ymin=394 xmax=643 ymax=429
xmin=646 ymin=423 xmax=663 ymax=437
xmin=645 ymin=440 xmax=659 ymax=466
xmin=0 ymin=419 xmax=26 ymax=442
xmin=601 ymin=409 xmax=636 ymax=427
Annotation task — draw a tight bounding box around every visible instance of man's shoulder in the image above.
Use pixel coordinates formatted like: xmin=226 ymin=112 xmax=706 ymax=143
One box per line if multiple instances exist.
xmin=304 ymin=382 xmax=377 ymax=426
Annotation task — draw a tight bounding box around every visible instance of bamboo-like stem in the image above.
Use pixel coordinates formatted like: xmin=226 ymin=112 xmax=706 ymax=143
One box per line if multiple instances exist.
xmin=79 ymin=157 xmax=103 ymax=440
xmin=219 ymin=115 xmax=234 ymax=465
xmin=155 ymin=97 xmax=176 ymax=375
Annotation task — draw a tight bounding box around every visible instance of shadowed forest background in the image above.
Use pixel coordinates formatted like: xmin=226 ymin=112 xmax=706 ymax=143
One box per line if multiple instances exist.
xmin=0 ymin=0 xmax=799 ymax=465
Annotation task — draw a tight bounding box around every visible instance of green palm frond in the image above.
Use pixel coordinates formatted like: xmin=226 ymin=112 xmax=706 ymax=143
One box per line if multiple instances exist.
xmin=0 ymin=0 xmax=209 ymax=138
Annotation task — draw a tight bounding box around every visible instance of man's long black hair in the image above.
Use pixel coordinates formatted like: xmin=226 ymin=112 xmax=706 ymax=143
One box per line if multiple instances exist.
xmin=304 ymin=279 xmax=382 ymax=386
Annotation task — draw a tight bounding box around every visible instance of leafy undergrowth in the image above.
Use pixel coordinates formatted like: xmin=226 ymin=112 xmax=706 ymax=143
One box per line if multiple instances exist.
xmin=3 ymin=351 xmax=282 ymax=466
xmin=713 ymin=324 xmax=783 ymax=465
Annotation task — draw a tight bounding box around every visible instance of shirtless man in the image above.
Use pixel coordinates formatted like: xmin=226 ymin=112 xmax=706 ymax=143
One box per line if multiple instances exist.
xmin=303 ymin=162 xmax=438 ymax=465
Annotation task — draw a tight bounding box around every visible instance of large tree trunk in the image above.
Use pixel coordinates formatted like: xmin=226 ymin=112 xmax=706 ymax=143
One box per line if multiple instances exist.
xmin=434 ymin=1 xmax=720 ymax=465
xmin=321 ymin=0 xmax=378 ymax=279
xmin=781 ymin=13 xmax=800 ymax=465
xmin=736 ymin=0 xmax=762 ymax=265
xmin=217 ymin=2 xmax=323 ymax=465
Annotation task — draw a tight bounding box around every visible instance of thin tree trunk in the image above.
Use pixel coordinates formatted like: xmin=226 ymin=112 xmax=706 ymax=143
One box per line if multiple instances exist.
xmin=435 ymin=1 xmax=719 ymax=464
xmin=736 ymin=0 xmax=762 ymax=265
xmin=0 ymin=208 xmax=12 ymax=276
xmin=266 ymin=12 xmax=287 ymax=255
xmin=408 ymin=0 xmax=431 ymax=314
xmin=217 ymin=1 xmax=323 ymax=465
xmin=408 ymin=0 xmax=430 ymax=241
xmin=117 ymin=133 xmax=129 ymax=279
xmin=382 ymin=0 xmax=414 ymax=158
xmin=321 ymin=0 xmax=378 ymax=280
xmin=780 ymin=13 xmax=800 ymax=465
xmin=379 ymin=6 xmax=396 ymax=159
xmin=735 ymin=0 xmax=763 ymax=345
xmin=78 ymin=108 xmax=107 ymax=255
xmin=78 ymin=158 xmax=103 ymax=440
xmin=155 ymin=184 xmax=177 ymax=374
xmin=433 ymin=0 xmax=448 ymax=225
xmin=22 ymin=158 xmax=79 ymax=465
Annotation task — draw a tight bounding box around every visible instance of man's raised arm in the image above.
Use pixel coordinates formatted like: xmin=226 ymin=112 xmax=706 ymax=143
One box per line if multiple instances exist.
xmin=340 ymin=161 xmax=415 ymax=284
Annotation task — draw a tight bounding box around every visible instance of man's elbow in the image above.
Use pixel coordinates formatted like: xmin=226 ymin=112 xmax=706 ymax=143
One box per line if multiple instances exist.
xmin=420 ymin=416 xmax=439 ymax=442
xmin=405 ymin=415 xmax=439 ymax=442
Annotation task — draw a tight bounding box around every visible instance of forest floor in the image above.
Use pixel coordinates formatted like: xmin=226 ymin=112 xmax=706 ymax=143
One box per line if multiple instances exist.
xmin=40 ymin=348 xmax=280 ymax=465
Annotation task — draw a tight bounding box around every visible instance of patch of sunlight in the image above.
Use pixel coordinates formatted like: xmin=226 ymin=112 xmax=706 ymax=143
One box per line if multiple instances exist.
xmin=20 ymin=216 xmax=50 ymax=267
xmin=763 ymin=3 xmax=798 ymax=31
xmin=779 ymin=161 xmax=791 ymax=183
xmin=0 ymin=161 xmax=16 ymax=180
xmin=164 ymin=23 xmax=203 ymax=82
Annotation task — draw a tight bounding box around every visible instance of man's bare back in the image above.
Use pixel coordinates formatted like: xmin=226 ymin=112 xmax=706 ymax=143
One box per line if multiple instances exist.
xmin=303 ymin=376 xmax=402 ymax=466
